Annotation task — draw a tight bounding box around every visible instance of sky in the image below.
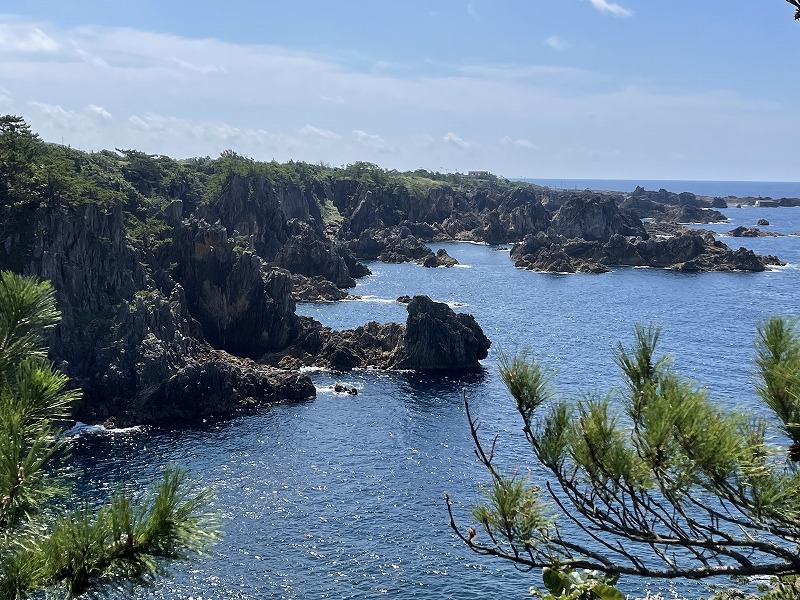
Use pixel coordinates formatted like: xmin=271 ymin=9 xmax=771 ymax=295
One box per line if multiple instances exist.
xmin=0 ymin=1 xmax=798 ymax=181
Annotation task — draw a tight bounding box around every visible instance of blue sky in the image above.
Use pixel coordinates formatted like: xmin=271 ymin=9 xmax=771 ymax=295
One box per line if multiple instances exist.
xmin=1 ymin=1 xmax=798 ymax=180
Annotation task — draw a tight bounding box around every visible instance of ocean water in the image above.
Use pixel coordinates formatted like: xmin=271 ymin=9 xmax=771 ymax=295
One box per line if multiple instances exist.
xmin=67 ymin=196 xmax=800 ymax=599
xmin=525 ymin=179 xmax=800 ymax=199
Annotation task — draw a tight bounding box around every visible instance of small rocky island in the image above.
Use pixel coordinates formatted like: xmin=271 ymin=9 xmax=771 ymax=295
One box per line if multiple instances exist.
xmin=0 ymin=118 xmax=790 ymax=426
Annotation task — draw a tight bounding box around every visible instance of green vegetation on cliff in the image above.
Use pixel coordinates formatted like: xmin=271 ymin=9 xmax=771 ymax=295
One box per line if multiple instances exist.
xmin=0 ymin=115 xmax=524 ymax=252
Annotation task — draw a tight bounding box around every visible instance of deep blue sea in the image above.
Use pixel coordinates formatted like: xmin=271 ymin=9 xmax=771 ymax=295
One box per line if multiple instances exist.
xmin=68 ymin=182 xmax=800 ymax=599
xmin=524 ymin=179 xmax=800 ymax=200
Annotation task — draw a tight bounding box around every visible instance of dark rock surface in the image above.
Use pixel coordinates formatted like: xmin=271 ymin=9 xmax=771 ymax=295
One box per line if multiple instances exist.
xmin=399 ymin=295 xmax=490 ymax=371
xmin=510 ymin=225 xmax=780 ymax=273
xmin=421 ymin=248 xmax=459 ymax=268
xmin=6 ymin=201 xmax=315 ymax=426
xmin=203 ymin=175 xmax=367 ymax=289
xmin=551 ymin=196 xmax=646 ymax=241
xmin=726 ymin=226 xmax=782 ymax=238
xmin=270 ymin=295 xmax=490 ymax=372
xmin=510 ymin=232 xmax=610 ymax=273
xmin=291 ymin=274 xmax=350 ymax=302
xmin=166 ymin=219 xmax=301 ymax=358
xmin=348 ymin=226 xmax=434 ymax=263
xmin=621 ymin=186 xmax=728 ymax=224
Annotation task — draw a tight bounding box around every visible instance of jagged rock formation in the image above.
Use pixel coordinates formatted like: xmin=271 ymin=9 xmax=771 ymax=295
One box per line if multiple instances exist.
xmin=511 ymin=222 xmax=781 ymax=274
xmin=267 ymin=295 xmax=490 ymax=372
xmin=622 ymin=187 xmax=727 ymax=224
xmin=421 ymin=249 xmax=459 ymax=268
xmin=726 ymin=226 xmax=782 ymax=238
xmin=164 ymin=219 xmax=302 ymax=358
xmin=290 ymin=274 xmax=350 ymax=302
xmin=550 ymin=196 xmax=646 ymax=241
xmin=203 ymin=174 xmax=367 ymax=288
xmin=1 ymin=124 xmax=787 ymax=426
xmin=398 ymin=295 xmax=490 ymax=371
xmin=327 ymin=184 xmax=775 ymax=274
xmin=347 ymin=226 xmax=434 ymax=263
xmin=3 ymin=201 xmax=316 ymax=426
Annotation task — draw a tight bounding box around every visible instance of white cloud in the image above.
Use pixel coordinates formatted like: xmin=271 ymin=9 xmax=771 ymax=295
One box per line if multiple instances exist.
xmin=545 ymin=35 xmax=571 ymax=51
xmin=0 ymin=24 xmax=60 ymax=53
xmin=0 ymin=88 xmax=14 ymax=112
xmin=74 ymin=47 xmax=108 ymax=68
xmin=28 ymin=102 xmax=92 ymax=128
xmin=588 ymin=0 xmax=633 ymax=18
xmin=318 ymin=94 xmax=345 ymax=104
xmin=352 ymin=129 xmax=392 ymax=153
xmin=466 ymin=2 xmax=478 ymax=20
xmin=170 ymin=57 xmax=227 ymax=75
xmin=88 ymin=104 xmax=112 ymax=120
xmin=299 ymin=124 xmax=340 ymax=139
xmin=442 ymin=132 xmax=471 ymax=150
xmin=2 ymin=17 xmax=796 ymax=179
xmin=501 ymin=136 xmax=538 ymax=150
xmin=122 ymin=113 xmax=301 ymax=156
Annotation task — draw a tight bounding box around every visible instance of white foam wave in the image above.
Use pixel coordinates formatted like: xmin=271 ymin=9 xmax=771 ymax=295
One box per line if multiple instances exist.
xmin=355 ymin=296 xmax=397 ymax=304
xmin=63 ymin=422 xmax=142 ymax=437
xmin=446 ymin=301 xmax=470 ymax=308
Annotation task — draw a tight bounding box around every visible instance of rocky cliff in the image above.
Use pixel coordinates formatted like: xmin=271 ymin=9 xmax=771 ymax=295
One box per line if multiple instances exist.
xmin=2 ymin=200 xmax=315 ymax=426
xmin=0 ymin=125 xmax=785 ymax=425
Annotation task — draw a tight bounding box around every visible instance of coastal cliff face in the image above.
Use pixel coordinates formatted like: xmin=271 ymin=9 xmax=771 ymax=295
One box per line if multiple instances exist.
xmin=165 ymin=219 xmax=301 ymax=357
xmin=0 ymin=125 xmax=787 ymax=425
xmin=3 ymin=200 xmax=315 ymax=426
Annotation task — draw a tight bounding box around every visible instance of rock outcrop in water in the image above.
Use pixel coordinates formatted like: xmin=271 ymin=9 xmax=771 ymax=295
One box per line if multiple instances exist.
xmin=399 ymin=295 xmax=490 ymax=371
xmin=505 ymin=195 xmax=782 ymax=274
xmin=726 ymin=226 xmax=782 ymax=238
xmin=266 ymin=295 xmax=490 ymax=372
xmin=421 ymin=248 xmax=459 ymax=268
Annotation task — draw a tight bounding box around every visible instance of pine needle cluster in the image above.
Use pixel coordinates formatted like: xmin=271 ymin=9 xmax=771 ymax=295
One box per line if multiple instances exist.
xmin=448 ymin=318 xmax=800 ymax=583
xmin=0 ymin=271 xmax=221 ymax=599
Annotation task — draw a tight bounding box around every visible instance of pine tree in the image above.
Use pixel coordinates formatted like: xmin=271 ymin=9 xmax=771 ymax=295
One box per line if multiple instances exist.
xmin=0 ymin=115 xmax=42 ymax=205
xmin=447 ymin=318 xmax=800 ymax=589
xmin=0 ymin=271 xmax=221 ymax=599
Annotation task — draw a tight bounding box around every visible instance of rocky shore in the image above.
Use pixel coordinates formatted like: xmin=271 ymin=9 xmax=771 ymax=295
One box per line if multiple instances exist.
xmin=0 ymin=131 xmax=791 ymax=426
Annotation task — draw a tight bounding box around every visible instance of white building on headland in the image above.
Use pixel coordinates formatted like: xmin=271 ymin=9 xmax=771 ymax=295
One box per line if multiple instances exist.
xmin=467 ymin=170 xmax=490 ymax=178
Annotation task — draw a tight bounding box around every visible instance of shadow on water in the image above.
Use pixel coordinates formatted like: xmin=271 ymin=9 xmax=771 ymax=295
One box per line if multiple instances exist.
xmin=394 ymin=368 xmax=487 ymax=408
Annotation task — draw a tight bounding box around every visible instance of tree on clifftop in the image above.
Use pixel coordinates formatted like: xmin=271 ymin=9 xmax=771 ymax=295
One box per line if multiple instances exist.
xmin=0 ymin=115 xmax=42 ymax=205
xmin=448 ymin=318 xmax=800 ymax=594
xmin=0 ymin=271 xmax=221 ymax=598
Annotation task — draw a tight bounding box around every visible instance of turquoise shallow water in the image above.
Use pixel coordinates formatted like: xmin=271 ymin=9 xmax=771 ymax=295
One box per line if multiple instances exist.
xmin=69 ymin=201 xmax=800 ymax=599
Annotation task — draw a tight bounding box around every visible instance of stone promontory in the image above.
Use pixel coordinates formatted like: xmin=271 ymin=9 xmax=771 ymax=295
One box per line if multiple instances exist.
xmin=272 ymin=295 xmax=491 ymax=372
